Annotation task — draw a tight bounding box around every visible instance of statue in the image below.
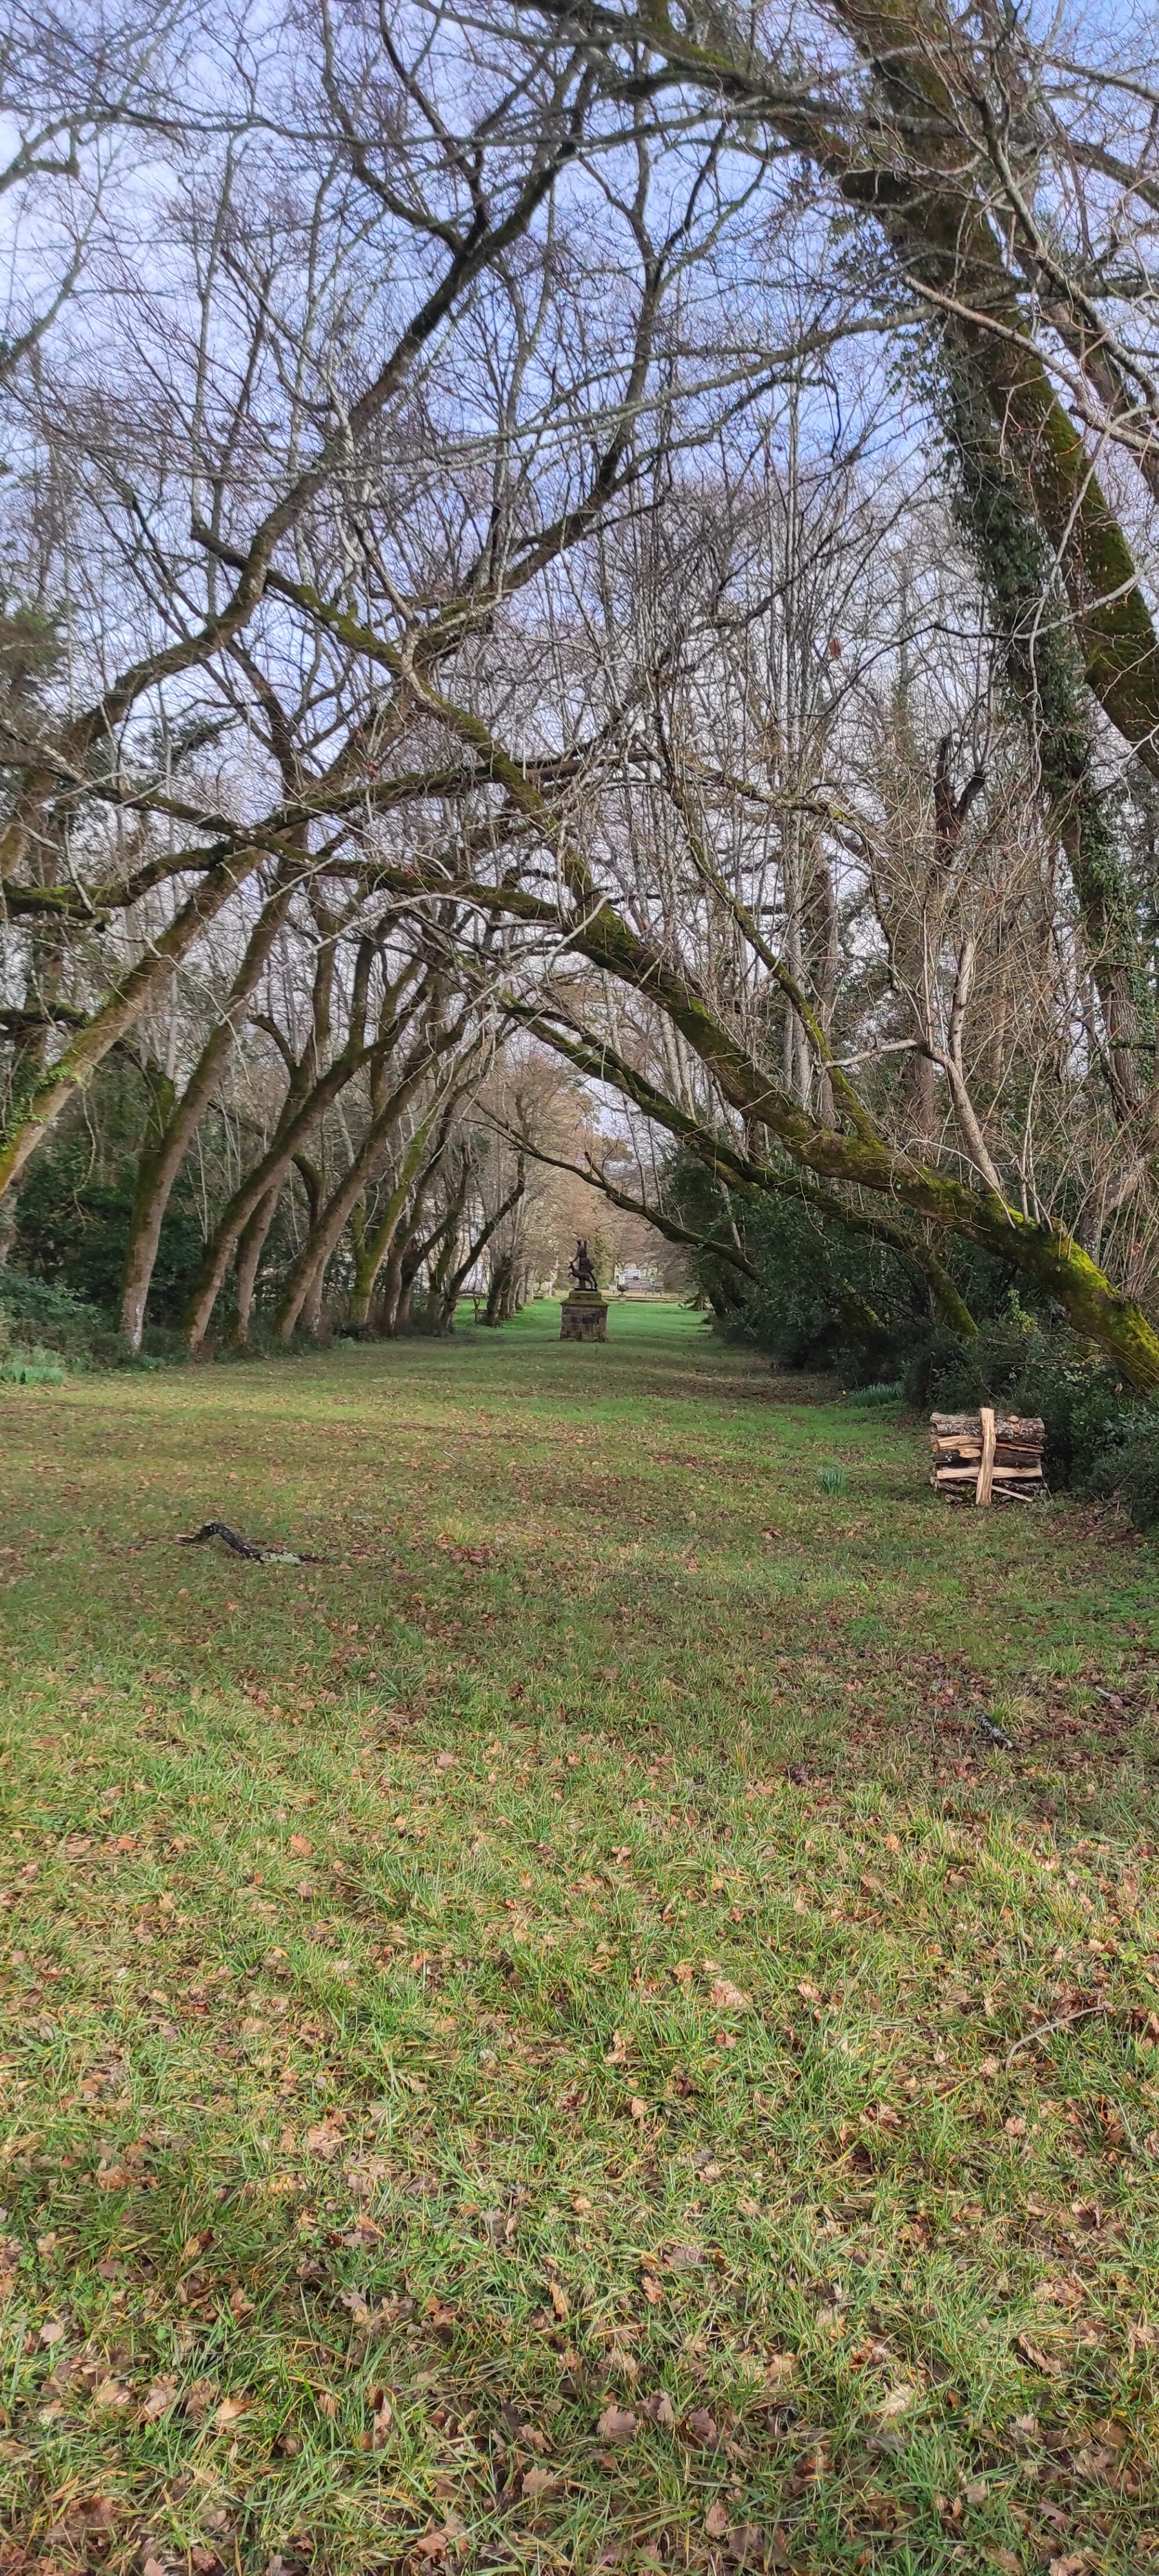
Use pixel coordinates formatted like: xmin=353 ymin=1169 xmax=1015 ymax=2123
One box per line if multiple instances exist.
xmin=560 ymin=1235 xmax=607 ymax=1340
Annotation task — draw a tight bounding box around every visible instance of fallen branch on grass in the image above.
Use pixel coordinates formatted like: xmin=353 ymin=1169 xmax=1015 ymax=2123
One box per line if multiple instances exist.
xmin=973 ymin=1708 xmax=1016 ymax=1750
xmin=178 ymin=1520 xmax=322 ymax=1564
xmin=1005 ymin=2000 xmax=1112 ymax=2065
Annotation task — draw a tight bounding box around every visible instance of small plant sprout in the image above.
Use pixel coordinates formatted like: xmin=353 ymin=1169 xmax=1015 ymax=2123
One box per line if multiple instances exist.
xmin=818 ymin=1465 xmax=847 ymax=1494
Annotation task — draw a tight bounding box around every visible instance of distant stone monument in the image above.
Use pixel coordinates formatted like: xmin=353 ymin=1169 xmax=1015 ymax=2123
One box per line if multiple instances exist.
xmin=560 ymin=1238 xmax=608 ymax=1342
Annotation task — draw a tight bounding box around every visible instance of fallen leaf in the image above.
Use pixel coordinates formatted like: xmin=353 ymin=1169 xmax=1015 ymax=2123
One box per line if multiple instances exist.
xmin=725 ymin=2528 xmax=767 ymax=2567
xmin=305 ymin=2118 xmax=345 ymax=2157
xmin=876 ymin=2385 xmax=916 ymax=2418
xmin=93 ymin=2378 xmax=131 ymax=2410
xmin=642 ymin=2389 xmax=675 ymax=2427
xmin=289 ymin=1834 xmax=313 ymax=1858
xmin=628 ymin=2096 xmax=648 ymax=2122
xmin=765 ymin=2351 xmax=796 ymax=2385
xmin=370 ymin=2393 xmax=393 ymax=2446
xmin=415 ymin=2512 xmax=466 ymax=2561
xmin=596 ymin=2404 xmax=637 ymax=2444
xmin=1036 ymin=2275 xmax=1084 ymax=2309
xmin=183 ymin=2378 xmax=217 ymax=2420
xmin=435 ymin=1752 xmax=456 ymax=1770
xmin=213 ymin=2395 xmax=249 ymax=2428
xmin=142 ymin=2377 xmax=177 ymax=2420
xmin=683 ymin=2406 xmax=719 ymax=2447
xmin=522 ymin=2466 xmax=559 ymax=2499
xmin=705 ymin=2501 xmax=730 ymax=2538
xmin=710 ymin=1977 xmax=751 ymax=2010
xmin=983 ymin=2552 xmax=1022 ymax=2575
xmin=39 ymin=2320 xmax=65 ymax=2348
xmin=549 ymin=2279 xmax=570 ymax=2321
xmin=964 ymin=2477 xmax=988 ymax=2505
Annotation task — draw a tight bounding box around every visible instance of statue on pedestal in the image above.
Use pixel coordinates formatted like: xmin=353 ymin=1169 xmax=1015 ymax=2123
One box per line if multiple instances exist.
xmin=560 ymin=1237 xmax=608 ymax=1341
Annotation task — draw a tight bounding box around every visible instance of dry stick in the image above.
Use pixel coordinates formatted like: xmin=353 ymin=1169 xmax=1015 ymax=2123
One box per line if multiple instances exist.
xmin=178 ymin=1521 xmax=323 ymax=1564
xmin=1005 ymin=2002 xmax=1113 ymax=2066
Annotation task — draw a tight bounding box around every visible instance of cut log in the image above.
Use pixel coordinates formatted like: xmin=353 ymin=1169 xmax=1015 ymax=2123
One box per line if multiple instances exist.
xmin=930 ymin=1407 xmax=1046 ymax=1504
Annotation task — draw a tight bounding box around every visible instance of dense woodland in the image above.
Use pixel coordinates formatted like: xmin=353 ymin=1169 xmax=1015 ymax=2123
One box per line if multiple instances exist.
xmin=3 ymin=0 xmax=1159 ymax=1487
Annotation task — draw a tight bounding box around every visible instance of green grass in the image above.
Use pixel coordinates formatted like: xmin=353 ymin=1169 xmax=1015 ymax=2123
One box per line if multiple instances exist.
xmin=1 ymin=1298 xmax=1157 ymax=2575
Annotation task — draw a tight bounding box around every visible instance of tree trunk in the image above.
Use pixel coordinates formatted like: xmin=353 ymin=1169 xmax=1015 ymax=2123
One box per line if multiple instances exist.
xmin=231 ymin=1188 xmax=279 ymax=1347
xmin=440 ymin=1167 xmax=526 ymax=1331
xmin=271 ymin=1038 xmax=450 ymax=1341
xmin=376 ymin=1230 xmax=410 ymax=1337
xmin=118 ymin=863 xmax=298 ymax=1348
xmin=0 ymin=842 xmax=268 ymax=1202
xmin=484 ymin=1253 xmax=513 ymax=1325
xmin=181 ymin=934 xmax=384 ymax=1347
xmin=347 ymin=1120 xmax=440 ymax=1329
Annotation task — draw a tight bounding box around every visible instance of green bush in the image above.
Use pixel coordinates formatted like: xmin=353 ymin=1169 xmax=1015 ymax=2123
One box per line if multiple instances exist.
xmin=911 ymin=1304 xmax=1159 ymax=1529
xmin=0 ymin=1265 xmax=187 ymax=1371
xmin=14 ymin=1163 xmax=204 ymax=1320
xmin=0 ymin=1267 xmax=107 ymax=1357
xmin=910 ymin=1309 xmax=1129 ymax=1480
xmin=0 ymin=1343 xmax=67 ymax=1385
xmin=1081 ymin=1406 xmax=1159 ymax=1530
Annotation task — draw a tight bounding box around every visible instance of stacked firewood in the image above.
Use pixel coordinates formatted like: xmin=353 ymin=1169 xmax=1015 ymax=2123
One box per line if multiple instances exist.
xmin=930 ymin=1408 xmax=1047 ymax=1505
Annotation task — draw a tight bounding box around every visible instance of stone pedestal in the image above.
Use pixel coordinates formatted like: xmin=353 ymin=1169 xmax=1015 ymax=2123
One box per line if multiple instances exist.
xmin=560 ymin=1289 xmax=608 ymax=1342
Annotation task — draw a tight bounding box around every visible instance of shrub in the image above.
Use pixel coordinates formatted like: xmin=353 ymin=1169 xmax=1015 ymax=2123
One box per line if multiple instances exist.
xmin=911 ymin=1311 xmax=1128 ymax=1481
xmin=912 ymin=1304 xmax=1159 ymax=1530
xmin=1080 ymin=1406 xmax=1159 ymax=1530
xmin=0 ymin=1265 xmax=99 ymax=1347
xmin=0 ymin=1343 xmax=67 ymax=1385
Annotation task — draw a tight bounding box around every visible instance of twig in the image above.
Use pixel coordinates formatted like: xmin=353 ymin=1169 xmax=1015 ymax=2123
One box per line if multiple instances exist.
xmin=178 ymin=1520 xmax=323 ymax=1564
xmin=1005 ymin=2002 xmax=1111 ymax=2065
xmin=973 ymin=1708 xmax=1016 ymax=1750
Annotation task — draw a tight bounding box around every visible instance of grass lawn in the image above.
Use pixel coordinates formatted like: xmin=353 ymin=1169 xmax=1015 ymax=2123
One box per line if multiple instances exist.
xmin=1 ymin=1298 xmax=1157 ymax=2576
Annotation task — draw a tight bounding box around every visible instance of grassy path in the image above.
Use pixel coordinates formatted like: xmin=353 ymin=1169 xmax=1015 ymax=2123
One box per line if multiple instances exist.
xmin=1 ymin=1301 xmax=1157 ymax=2574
